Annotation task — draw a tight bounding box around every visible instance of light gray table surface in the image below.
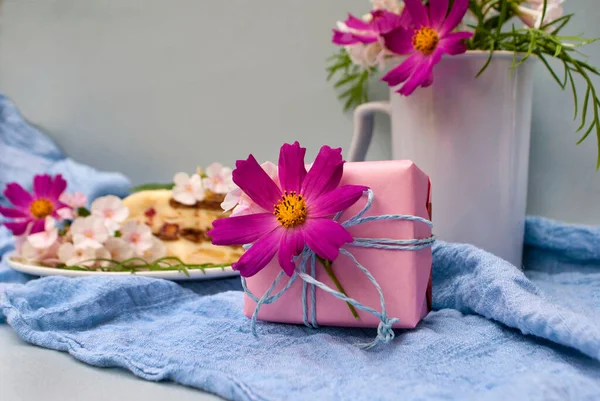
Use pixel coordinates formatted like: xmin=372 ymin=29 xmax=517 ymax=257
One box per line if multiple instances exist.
xmin=0 ymin=325 xmax=222 ymax=401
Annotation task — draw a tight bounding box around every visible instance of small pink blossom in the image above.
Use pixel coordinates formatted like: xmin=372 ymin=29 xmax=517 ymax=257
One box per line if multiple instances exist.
xmin=57 ymin=242 xmax=106 ymax=267
xmin=59 ymin=192 xmax=88 ymax=209
xmin=203 ymin=163 xmax=236 ymax=194
xmin=27 ymin=217 xmax=58 ymax=249
xmin=56 ymin=207 xmax=75 ymax=220
xmin=70 ymin=216 xmax=109 ymax=249
xmin=20 ymin=241 xmax=60 ymax=265
xmin=371 ymin=0 xmax=404 ymax=13
xmin=104 ymin=237 xmax=135 ymax=262
xmin=90 ymin=195 xmax=129 ymax=234
xmin=138 ymin=236 xmax=167 ymax=262
xmin=516 ymin=0 xmax=564 ymax=29
xmin=120 ymin=221 xmax=153 ymax=255
xmin=173 ymin=173 xmax=205 ymax=205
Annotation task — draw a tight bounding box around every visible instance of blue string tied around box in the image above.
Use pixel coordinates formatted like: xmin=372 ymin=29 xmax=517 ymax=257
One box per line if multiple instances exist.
xmin=241 ymin=189 xmax=435 ymax=349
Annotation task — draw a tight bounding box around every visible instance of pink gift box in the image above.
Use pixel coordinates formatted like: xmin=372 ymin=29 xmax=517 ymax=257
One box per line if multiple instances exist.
xmin=243 ymin=160 xmax=432 ymax=329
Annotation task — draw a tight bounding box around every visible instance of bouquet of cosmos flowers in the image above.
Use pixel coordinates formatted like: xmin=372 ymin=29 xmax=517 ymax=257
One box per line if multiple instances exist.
xmin=328 ymin=0 xmax=600 ymax=166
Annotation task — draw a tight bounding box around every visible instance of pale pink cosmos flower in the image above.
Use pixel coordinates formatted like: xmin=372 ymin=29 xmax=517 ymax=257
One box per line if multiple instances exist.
xmin=90 ymin=195 xmax=129 ymax=234
xmin=70 ymin=216 xmax=109 ymax=249
xmin=516 ymin=0 xmax=564 ymax=29
xmin=333 ymin=9 xmax=409 ymax=70
xmin=371 ymin=0 xmax=404 ymax=13
xmin=202 ymin=163 xmax=236 ymax=194
xmin=172 ymin=173 xmax=205 ymax=205
xmin=120 ymin=221 xmax=153 ymax=255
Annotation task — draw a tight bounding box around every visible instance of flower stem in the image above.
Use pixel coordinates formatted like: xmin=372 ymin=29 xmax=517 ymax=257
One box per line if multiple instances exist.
xmin=317 ymin=256 xmax=360 ymax=320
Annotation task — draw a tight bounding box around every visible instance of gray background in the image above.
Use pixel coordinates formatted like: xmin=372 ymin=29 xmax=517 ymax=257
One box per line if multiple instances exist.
xmin=0 ymin=0 xmax=598 ymax=227
xmin=0 ymin=1 xmax=598 ymax=400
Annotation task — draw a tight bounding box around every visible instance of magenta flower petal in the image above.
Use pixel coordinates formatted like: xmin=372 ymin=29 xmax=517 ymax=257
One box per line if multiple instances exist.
xmin=381 ymin=53 xmax=422 ymax=86
xmin=4 ymin=183 xmax=33 ymax=209
xmin=209 ymin=213 xmax=279 ymax=246
xmin=437 ymin=32 xmax=473 ymax=55
xmin=3 ymin=220 xmax=30 ymax=236
xmin=397 ymin=50 xmax=442 ymax=96
xmin=332 ymin=30 xmax=377 ymax=45
xmin=301 ymin=146 xmax=343 ymax=201
xmin=233 ymin=154 xmax=282 ymax=212
xmin=232 ymin=229 xmax=283 ymax=277
xmin=33 ymin=174 xmax=52 ymax=198
xmin=278 ymin=228 xmax=305 ymax=276
xmin=278 ymin=142 xmax=307 ymax=193
xmin=332 ymin=30 xmax=358 ymax=45
xmin=439 ymin=0 xmax=469 ymax=36
xmin=303 ymin=218 xmax=353 ymax=261
xmin=0 ymin=206 xmax=29 ymax=219
xmin=398 ymin=6 xmax=413 ymax=27
xmin=429 ymin=0 xmax=449 ymax=30
xmin=438 ymin=37 xmax=468 ymax=55
xmin=370 ymin=10 xmax=407 ymax=34
xmin=309 ymin=185 xmax=368 ymax=218
xmin=49 ymin=174 xmax=67 ymax=201
xmin=422 ymin=68 xmax=434 ymax=88
xmin=382 ymin=27 xmax=415 ymax=55
xmin=398 ymin=63 xmax=432 ymax=96
xmin=404 ymin=0 xmax=430 ymax=27
xmin=344 ymin=13 xmax=371 ymax=31
xmin=30 ymin=219 xmax=45 ymax=234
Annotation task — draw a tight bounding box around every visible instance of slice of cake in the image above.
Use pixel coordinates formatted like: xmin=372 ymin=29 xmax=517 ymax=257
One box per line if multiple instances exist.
xmin=123 ymin=165 xmax=244 ymax=266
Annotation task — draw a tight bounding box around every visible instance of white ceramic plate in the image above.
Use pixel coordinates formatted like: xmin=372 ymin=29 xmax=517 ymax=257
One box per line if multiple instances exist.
xmin=5 ymin=252 xmax=239 ymax=281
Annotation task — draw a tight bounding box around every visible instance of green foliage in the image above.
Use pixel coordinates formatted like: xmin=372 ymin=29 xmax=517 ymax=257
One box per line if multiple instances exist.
xmin=326 ymin=49 xmax=373 ymax=111
xmin=57 ymin=256 xmax=231 ymax=277
xmin=130 ymin=183 xmax=175 ymax=193
xmin=327 ymin=0 xmax=600 ymax=167
xmin=469 ymin=0 xmax=600 ymax=168
xmin=77 ymin=207 xmax=91 ymax=217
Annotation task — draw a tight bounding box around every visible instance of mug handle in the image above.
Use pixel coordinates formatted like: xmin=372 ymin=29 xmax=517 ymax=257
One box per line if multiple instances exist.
xmin=348 ymin=101 xmax=392 ymax=162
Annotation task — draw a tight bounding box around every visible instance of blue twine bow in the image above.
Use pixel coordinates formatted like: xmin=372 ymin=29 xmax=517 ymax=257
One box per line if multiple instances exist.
xmin=241 ymin=189 xmax=435 ymax=349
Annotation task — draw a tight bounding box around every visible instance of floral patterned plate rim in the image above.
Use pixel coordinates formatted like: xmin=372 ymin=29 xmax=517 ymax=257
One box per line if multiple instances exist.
xmin=5 ymin=252 xmax=238 ymax=281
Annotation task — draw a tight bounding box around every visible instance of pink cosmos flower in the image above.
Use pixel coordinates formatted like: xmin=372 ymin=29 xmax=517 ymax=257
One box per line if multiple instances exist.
xmin=332 ymin=9 xmax=408 ymax=45
xmin=380 ymin=0 xmax=472 ymax=96
xmin=0 ymin=174 xmax=68 ymax=235
xmin=208 ymin=142 xmax=368 ymax=277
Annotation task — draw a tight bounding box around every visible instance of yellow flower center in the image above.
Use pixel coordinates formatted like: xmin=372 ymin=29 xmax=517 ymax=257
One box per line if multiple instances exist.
xmin=29 ymin=199 xmax=54 ymax=219
xmin=273 ymin=191 xmax=307 ymax=228
xmin=412 ymin=27 xmax=439 ymax=55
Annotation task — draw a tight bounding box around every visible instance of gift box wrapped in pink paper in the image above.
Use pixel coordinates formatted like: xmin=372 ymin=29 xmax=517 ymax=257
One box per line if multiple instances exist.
xmin=209 ymin=142 xmax=434 ymax=346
